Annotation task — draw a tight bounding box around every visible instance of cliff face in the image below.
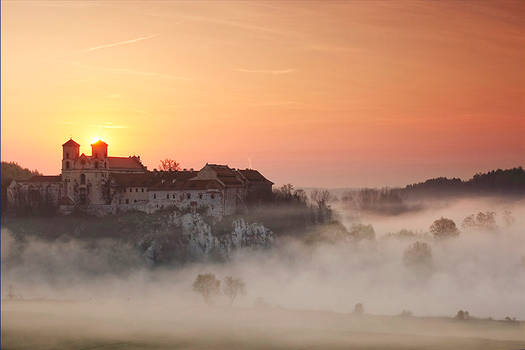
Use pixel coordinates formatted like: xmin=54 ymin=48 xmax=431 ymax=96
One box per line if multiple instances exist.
xmin=141 ymin=213 xmax=274 ymax=265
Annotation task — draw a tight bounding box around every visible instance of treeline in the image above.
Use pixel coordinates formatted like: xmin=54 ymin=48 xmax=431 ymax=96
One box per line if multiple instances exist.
xmin=341 ymin=167 xmax=525 ymax=215
xmin=405 ymin=167 xmax=525 ymax=196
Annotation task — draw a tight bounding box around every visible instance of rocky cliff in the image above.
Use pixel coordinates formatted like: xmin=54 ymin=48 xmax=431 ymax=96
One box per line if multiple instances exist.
xmin=140 ymin=213 xmax=274 ymax=265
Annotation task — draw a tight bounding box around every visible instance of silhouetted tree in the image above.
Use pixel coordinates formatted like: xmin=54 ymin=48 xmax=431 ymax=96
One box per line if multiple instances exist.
xmin=222 ymin=276 xmax=246 ymax=305
xmin=430 ymin=217 xmax=459 ymax=239
xmin=158 ymin=158 xmax=181 ymax=171
xmin=353 ymin=303 xmax=364 ymax=315
xmin=192 ymin=273 xmax=221 ymax=304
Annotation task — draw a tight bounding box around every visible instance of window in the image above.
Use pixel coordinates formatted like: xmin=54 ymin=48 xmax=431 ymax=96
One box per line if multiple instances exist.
xmin=166 ymin=193 xmax=169 ymax=199
xmin=129 ymin=188 xmax=132 ymax=193
xmin=95 ymin=162 xmax=99 ymax=169
xmin=153 ymin=194 xmax=156 ymax=199
xmin=199 ymin=194 xmax=203 ymax=199
xmin=186 ymin=193 xmax=191 ymax=199
xmin=65 ymin=161 xmax=70 ymax=169
xmin=125 ymin=199 xmax=129 ymax=204
xmin=66 ymin=152 xmax=69 ymax=159
xmin=80 ymin=173 xmax=86 ymax=184
xmin=134 ymin=199 xmax=137 ymax=203
xmin=172 ymin=194 xmax=176 ymax=199
xmin=211 ymin=194 xmax=215 ymax=199
xmin=142 ymin=188 xmax=144 ymax=192
xmin=136 ymin=188 xmax=138 ymax=192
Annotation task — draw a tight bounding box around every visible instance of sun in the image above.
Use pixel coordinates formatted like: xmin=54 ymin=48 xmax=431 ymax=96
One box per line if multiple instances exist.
xmin=91 ymin=136 xmax=105 ymax=144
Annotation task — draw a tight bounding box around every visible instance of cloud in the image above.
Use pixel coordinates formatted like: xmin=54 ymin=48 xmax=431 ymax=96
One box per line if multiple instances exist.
xmin=84 ymin=34 xmax=159 ymax=53
xmin=89 ymin=122 xmax=128 ymax=129
xmin=72 ymin=62 xmax=191 ymax=81
xmin=235 ymin=68 xmax=295 ymax=75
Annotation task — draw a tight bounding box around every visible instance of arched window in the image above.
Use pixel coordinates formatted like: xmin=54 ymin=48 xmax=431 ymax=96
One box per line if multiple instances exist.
xmin=65 ymin=161 xmax=70 ymax=169
xmin=66 ymin=152 xmax=69 ymax=159
xmin=95 ymin=162 xmax=99 ymax=169
xmin=80 ymin=173 xmax=86 ymax=185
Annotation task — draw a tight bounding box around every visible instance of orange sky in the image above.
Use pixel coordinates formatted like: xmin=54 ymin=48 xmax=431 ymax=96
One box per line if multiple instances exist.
xmin=2 ymin=0 xmax=524 ymax=187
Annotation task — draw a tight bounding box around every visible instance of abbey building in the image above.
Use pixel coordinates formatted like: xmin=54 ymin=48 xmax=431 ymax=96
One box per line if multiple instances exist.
xmin=6 ymin=139 xmax=273 ymax=216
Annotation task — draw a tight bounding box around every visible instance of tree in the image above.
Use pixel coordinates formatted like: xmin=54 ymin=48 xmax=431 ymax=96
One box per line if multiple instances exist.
xmin=192 ymin=273 xmax=221 ymax=304
xmin=462 ymin=212 xmax=498 ymax=231
xmin=430 ymin=217 xmax=459 ymax=239
xmin=403 ymin=241 xmax=432 ymax=267
xmin=158 ymin=158 xmax=181 ymax=171
xmin=310 ymin=189 xmax=331 ymax=207
xmin=349 ymin=223 xmax=375 ymax=241
xmin=222 ymin=276 xmax=246 ymax=305
xmin=353 ymin=303 xmax=364 ymax=315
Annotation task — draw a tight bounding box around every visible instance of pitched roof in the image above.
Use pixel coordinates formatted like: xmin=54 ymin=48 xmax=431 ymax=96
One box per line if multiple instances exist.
xmin=62 ymin=139 xmax=80 ymax=147
xmin=27 ymin=175 xmax=62 ymax=183
xmin=238 ymin=169 xmax=273 ymax=184
xmin=205 ymin=164 xmax=244 ymax=186
xmin=184 ymin=179 xmax=223 ymax=191
xmin=108 ymin=156 xmax=145 ymax=170
xmin=111 ymin=173 xmax=156 ymax=187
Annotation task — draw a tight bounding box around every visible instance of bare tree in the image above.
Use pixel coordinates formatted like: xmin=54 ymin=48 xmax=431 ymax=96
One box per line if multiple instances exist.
xmin=222 ymin=276 xmax=246 ymax=305
xmin=310 ymin=189 xmax=331 ymax=207
xmin=430 ymin=217 xmax=459 ymax=239
xmin=158 ymin=158 xmax=181 ymax=171
xmin=192 ymin=273 xmax=221 ymax=304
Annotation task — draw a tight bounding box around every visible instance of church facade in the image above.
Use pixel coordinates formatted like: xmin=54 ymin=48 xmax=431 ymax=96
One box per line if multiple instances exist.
xmin=7 ymin=139 xmax=273 ymax=216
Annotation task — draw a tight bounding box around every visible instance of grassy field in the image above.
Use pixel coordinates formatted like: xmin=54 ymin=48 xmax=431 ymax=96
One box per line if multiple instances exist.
xmin=2 ymin=299 xmax=524 ymax=350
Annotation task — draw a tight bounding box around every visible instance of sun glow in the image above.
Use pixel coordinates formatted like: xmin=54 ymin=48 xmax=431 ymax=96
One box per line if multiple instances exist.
xmin=91 ymin=137 xmax=104 ymax=144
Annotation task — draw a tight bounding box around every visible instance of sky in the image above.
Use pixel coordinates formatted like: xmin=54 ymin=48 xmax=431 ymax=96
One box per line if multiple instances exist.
xmin=1 ymin=0 xmax=524 ymax=188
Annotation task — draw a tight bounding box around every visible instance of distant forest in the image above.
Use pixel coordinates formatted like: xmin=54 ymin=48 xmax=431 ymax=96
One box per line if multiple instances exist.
xmin=341 ymin=167 xmax=525 ymax=215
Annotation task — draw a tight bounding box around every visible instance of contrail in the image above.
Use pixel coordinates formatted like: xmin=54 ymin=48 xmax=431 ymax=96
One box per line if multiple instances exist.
xmin=85 ymin=34 xmax=159 ymax=52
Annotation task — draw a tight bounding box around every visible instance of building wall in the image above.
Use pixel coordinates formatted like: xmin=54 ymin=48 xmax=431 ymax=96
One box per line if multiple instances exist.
xmin=147 ymin=189 xmax=223 ymax=217
xmin=61 ymin=169 xmax=110 ymax=205
xmin=7 ymin=181 xmax=62 ymax=211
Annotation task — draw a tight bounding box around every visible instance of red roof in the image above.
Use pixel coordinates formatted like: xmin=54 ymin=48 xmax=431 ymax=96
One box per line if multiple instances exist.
xmin=111 ymin=173 xmax=156 ymax=187
xmin=238 ymin=169 xmax=273 ymax=184
xmin=27 ymin=175 xmax=62 ymax=183
xmin=62 ymin=139 xmax=80 ymax=147
xmin=205 ymin=164 xmax=244 ymax=186
xmin=108 ymin=156 xmax=145 ymax=170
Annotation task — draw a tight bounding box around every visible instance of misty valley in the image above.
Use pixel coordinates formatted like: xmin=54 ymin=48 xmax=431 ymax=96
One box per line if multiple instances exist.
xmin=2 ymin=164 xmax=525 ymax=349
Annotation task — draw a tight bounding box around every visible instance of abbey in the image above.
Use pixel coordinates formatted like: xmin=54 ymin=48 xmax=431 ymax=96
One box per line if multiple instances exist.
xmin=7 ymin=139 xmax=273 ymax=216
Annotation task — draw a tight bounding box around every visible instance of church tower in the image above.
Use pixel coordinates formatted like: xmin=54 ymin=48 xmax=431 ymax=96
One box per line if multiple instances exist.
xmin=91 ymin=140 xmax=108 ymax=159
xmin=62 ymin=138 xmax=79 ymax=171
